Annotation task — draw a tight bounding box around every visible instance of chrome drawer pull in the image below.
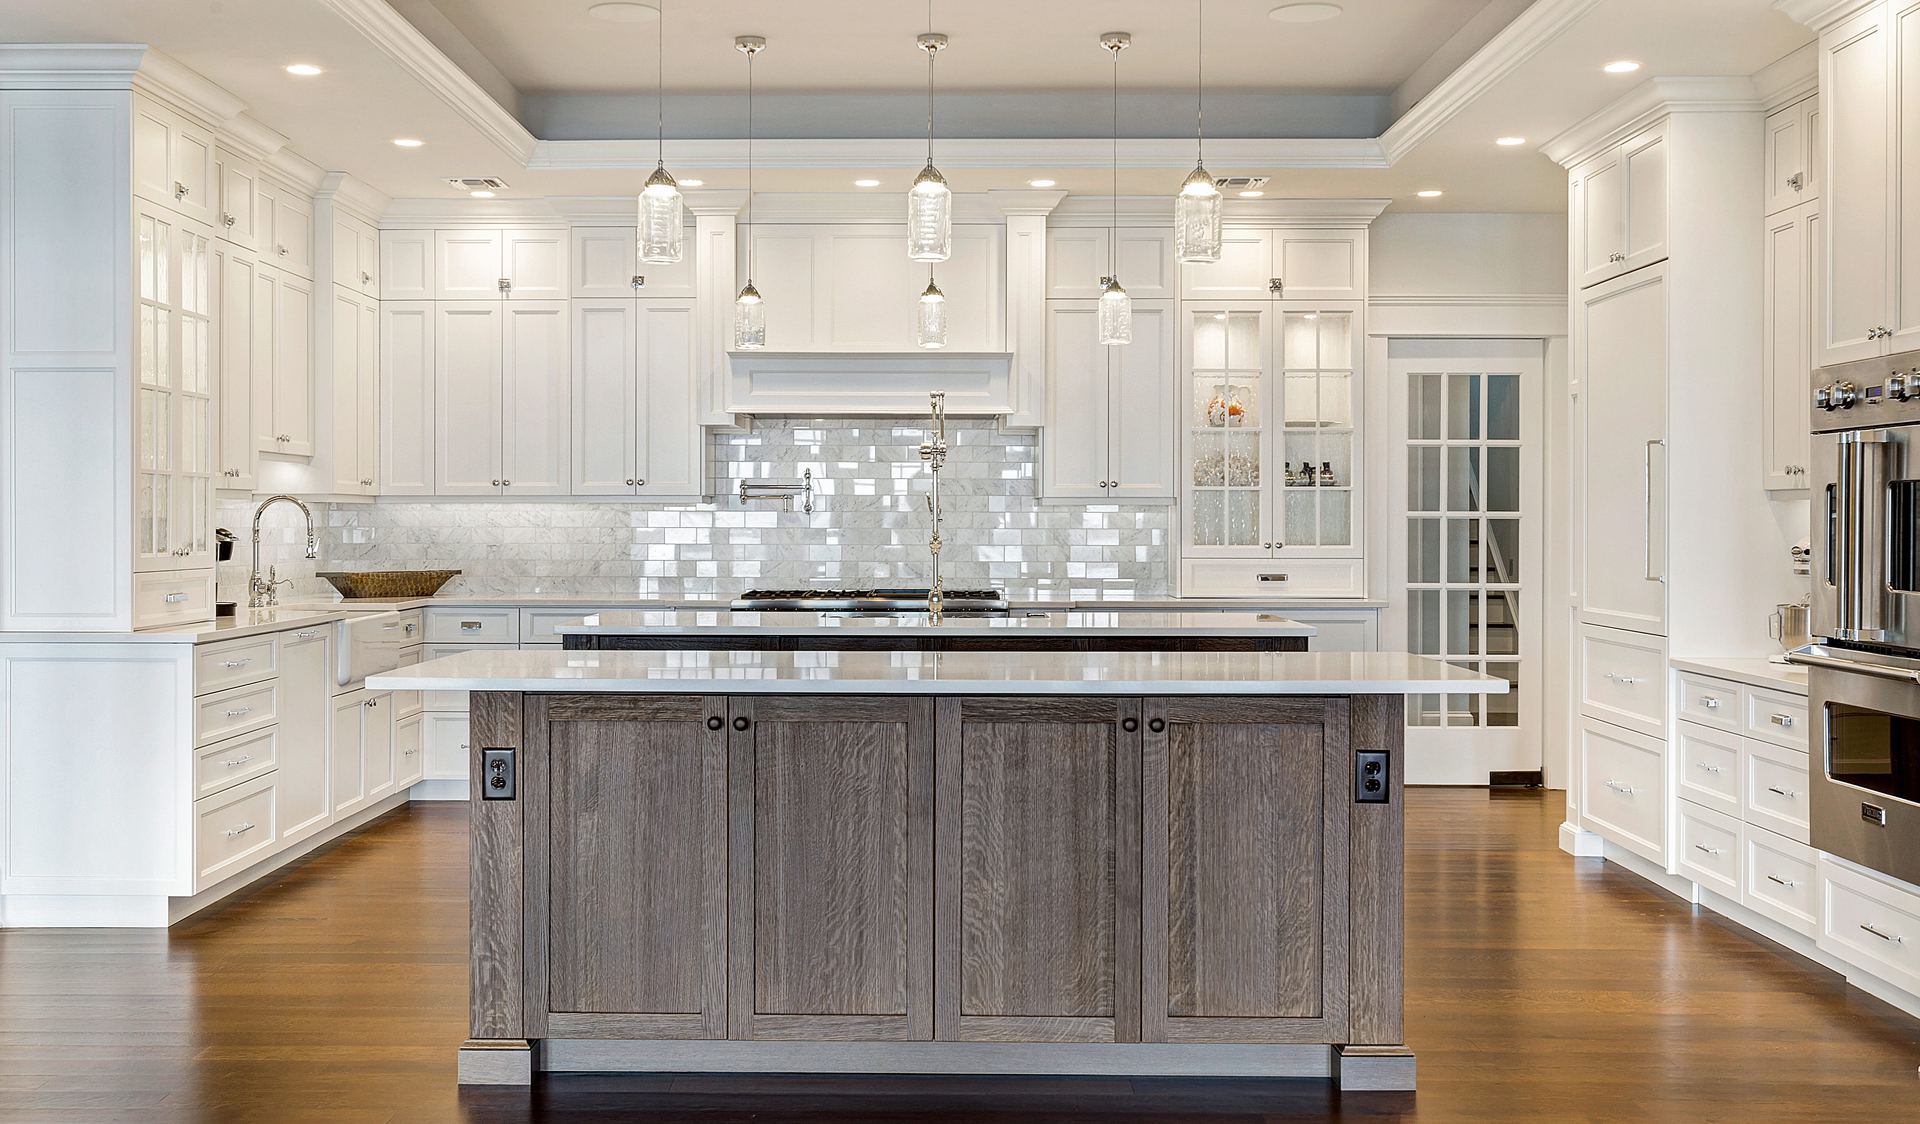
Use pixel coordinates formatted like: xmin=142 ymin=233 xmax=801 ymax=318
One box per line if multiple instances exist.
xmin=460 ymin=621 xmax=484 ymax=630
xmin=222 ymin=822 xmax=255 ymax=837
xmin=1603 ymin=780 xmax=1635 ymax=794
xmin=1693 ymin=843 xmax=1725 ymax=856
xmin=1766 ymin=874 xmax=1797 ymax=888
xmin=221 ymin=754 xmax=255 ymax=768
xmin=1861 ymin=923 xmax=1906 ymax=943
xmin=164 ymin=592 xmax=189 ymax=604
xmin=295 ymin=631 xmax=322 ymax=640
xmin=1603 ymin=672 xmax=1642 ymax=684
xmin=1257 ymin=574 xmax=1288 ymax=582
xmin=1694 ymin=762 xmax=1723 ymax=774
xmin=404 ymin=747 xmax=418 ymax=755
xmin=1767 ymin=785 xmax=1801 ymax=798
xmin=224 ymin=706 xmax=254 ymax=718
xmin=1770 ymin=713 xmax=1795 ymax=727
xmin=219 ymin=657 xmax=253 ymax=668
xmin=1699 ymin=696 xmax=1720 ymax=709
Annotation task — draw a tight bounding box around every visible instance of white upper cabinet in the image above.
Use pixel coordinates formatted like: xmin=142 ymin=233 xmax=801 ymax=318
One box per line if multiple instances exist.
xmin=329 ymin=286 xmax=380 ymax=495
xmin=571 ymin=299 xmax=637 ymax=495
xmin=1763 ymin=201 xmax=1816 ymax=490
xmin=435 ymin=301 xmax=503 ymax=494
xmin=435 ymin=229 xmax=501 ymax=299
xmin=380 ymin=301 xmax=436 ymax=496
xmin=1766 ymin=95 xmax=1821 ymax=214
xmin=257 ymin=181 xmax=314 ymax=281
xmin=1573 ymin=121 xmax=1669 ymax=289
xmin=132 ymin=95 xmax=215 ymax=226
xmin=1578 ymin=265 xmax=1669 ymax=636
xmin=1040 ymin=301 xmax=1177 ymax=502
xmin=216 ymin=243 xmax=257 ymax=492
xmin=1821 ymin=3 xmax=1894 ymax=364
xmin=744 ymin=224 xmax=1005 ymax=351
xmin=499 ymin=301 xmax=570 ymax=494
xmin=380 ymin=229 xmax=435 ymax=300
xmin=434 ymin=227 xmax=568 ymax=300
xmin=134 ymin=205 xmax=217 ymax=574
xmin=1108 ymin=302 xmax=1177 ymax=503
xmin=257 ymin=264 xmax=314 ymax=458
xmin=571 ymin=225 xmax=696 ymax=298
xmin=1045 ymin=228 xmax=1175 ymax=299
xmin=573 ymin=298 xmax=701 ymax=497
xmin=1180 ymin=228 xmax=1366 ymax=301
xmin=331 ymin=215 xmax=379 ymax=296
xmin=215 ymin=147 xmax=259 ymax=250
xmin=636 ymin=301 xmax=700 ymax=496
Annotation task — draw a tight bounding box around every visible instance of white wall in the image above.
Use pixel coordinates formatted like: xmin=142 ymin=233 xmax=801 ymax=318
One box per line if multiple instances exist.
xmin=1369 ymin=213 xmax=1569 ymax=296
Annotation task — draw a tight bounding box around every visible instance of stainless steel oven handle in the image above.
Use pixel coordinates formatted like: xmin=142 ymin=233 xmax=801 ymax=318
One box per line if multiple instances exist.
xmin=1782 ymin=650 xmax=1920 ymax=684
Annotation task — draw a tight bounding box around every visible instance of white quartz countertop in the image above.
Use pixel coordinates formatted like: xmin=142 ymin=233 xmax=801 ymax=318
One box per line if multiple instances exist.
xmin=1669 ymin=656 xmax=1809 ymax=695
xmin=367 ymin=648 xmax=1509 ymax=696
xmin=554 ymin=610 xmax=1315 ymax=637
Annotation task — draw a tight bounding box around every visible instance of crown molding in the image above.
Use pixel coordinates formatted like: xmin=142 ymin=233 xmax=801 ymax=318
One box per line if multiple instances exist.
xmin=219 ymin=113 xmax=291 ymax=163
xmin=133 ymin=48 xmax=247 ymax=127
xmin=1379 ymin=0 xmax=1606 ymax=163
xmin=1773 ymin=0 xmax=1876 ymax=31
xmin=1368 ymin=292 xmax=1566 ymax=307
xmin=381 ymin=197 xmax=566 ymax=227
xmin=317 ymin=172 xmax=392 ymax=224
xmin=685 ymin=190 xmax=749 ymax=218
xmin=528 ymin=136 xmax=1390 ymax=171
xmin=1752 ymin=42 xmax=1818 ymax=112
xmin=1541 ymin=76 xmax=1762 ymax=167
xmin=316 ymin=0 xmax=537 ymax=164
xmin=1047 ymin=197 xmax=1177 ymax=224
xmin=263 ymin=146 xmax=329 ymax=195
xmin=990 ymin=189 xmax=1069 ymax=217
xmin=0 ymin=43 xmax=147 ymax=89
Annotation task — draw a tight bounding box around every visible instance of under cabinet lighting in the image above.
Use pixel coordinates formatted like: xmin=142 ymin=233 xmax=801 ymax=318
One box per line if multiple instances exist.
xmin=1604 ymin=61 xmax=1641 ymax=73
xmin=285 ymin=64 xmax=323 ymax=76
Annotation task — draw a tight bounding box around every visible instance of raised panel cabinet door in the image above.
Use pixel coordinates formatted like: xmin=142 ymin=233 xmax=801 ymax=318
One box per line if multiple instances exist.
xmin=1763 ymin=204 xmax=1814 ymax=490
xmin=1766 ymin=100 xmax=1810 ymax=215
xmin=1181 ymin=228 xmax=1274 ymax=299
xmin=358 ymin=226 xmax=380 ymax=294
xmin=436 ymin=228 xmax=504 ymax=299
xmin=502 ymin=227 xmax=568 ymax=300
xmin=356 ymin=297 xmax=380 ymax=491
xmin=169 ymin=115 xmax=216 ymax=227
xmin=571 ymin=299 xmax=637 ymax=495
xmin=637 ymin=300 xmax=701 ymax=496
xmin=272 ymin=192 xmax=314 ymax=280
xmin=131 ymin=97 xmax=174 ymax=207
xmin=1577 ymin=265 xmax=1669 ymax=636
xmin=1274 ymin=232 xmax=1363 ymax=300
xmin=1108 ymin=300 xmax=1177 ymax=502
xmin=1576 ymin=149 xmax=1628 ymax=287
xmin=394 ymin=712 xmax=425 ymax=789
xmin=572 ymin=226 xmax=640 ymax=298
xmin=330 ymin=287 xmax=365 ymax=493
xmin=380 ymin=229 xmax=435 ymax=299
xmin=1046 ymin=228 xmax=1109 ymax=297
xmin=537 ymin=694 xmax=729 ymax=1040
xmin=216 ymin=246 xmax=257 ymax=491
xmin=1892 ymin=1 xmax=1920 ymax=351
xmin=1040 ymin=302 xmax=1111 ymax=500
xmin=434 ymin=301 xmax=503 ymax=494
xmin=380 ymin=301 xmax=436 ymax=495
xmin=216 ymin=148 xmax=258 ymax=250
xmin=330 ymin=689 xmax=368 ymax=820
xmin=364 ymin=690 xmax=396 ymax=802
xmin=730 ymin=696 xmax=934 ymax=1042
xmin=274 ymin=628 xmax=333 ymax=845
xmin=271 ymin=270 xmax=314 ymax=456
xmin=1822 ymin=3 xmax=1895 ymax=364
xmin=933 ymin=697 xmax=1141 ymax=1044
xmin=331 ymin=217 xmax=363 ymax=289
xmin=501 ymin=300 xmax=570 ymax=494
xmin=1117 ymin=229 xmax=1176 ymax=298
xmin=1622 ymin=124 xmax=1669 ymax=272
xmin=1142 ymin=696 xmax=1348 ymax=1043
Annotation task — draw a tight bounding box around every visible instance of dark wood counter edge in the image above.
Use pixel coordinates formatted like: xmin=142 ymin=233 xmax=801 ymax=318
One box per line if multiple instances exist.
xmin=462 ymin=689 xmax=1406 ymax=1091
xmin=563 ymin=635 xmax=1310 ymax=653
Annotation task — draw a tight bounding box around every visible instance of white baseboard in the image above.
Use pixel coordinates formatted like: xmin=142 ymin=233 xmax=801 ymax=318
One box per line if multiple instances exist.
xmin=0 ymin=894 xmax=170 ymax=927
xmin=1559 ymin=821 xmax=1605 ymax=856
xmin=408 ymin=778 xmax=469 ymax=801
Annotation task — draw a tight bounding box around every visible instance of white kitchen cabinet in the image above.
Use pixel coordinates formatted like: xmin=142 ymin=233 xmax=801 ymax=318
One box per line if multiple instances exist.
xmin=744 ymin=224 xmax=1004 ymax=350
xmin=132 ymin=94 xmax=215 ymax=227
xmin=1578 ymin=714 xmax=1668 ymax=866
xmin=1572 ymin=120 xmax=1669 ymax=289
xmin=330 ymin=687 xmax=395 ymax=820
xmin=215 ymin=146 xmax=259 ymax=251
xmin=193 ymin=773 xmax=279 ymax=890
xmin=380 ymin=301 xmax=435 ymax=495
xmin=395 ymin=711 xmax=425 ymax=791
xmin=424 ymin=711 xmax=471 ymax=782
xmin=275 ymin=625 xmax=332 ymax=846
xmin=331 ymin=213 xmax=379 ymax=296
xmin=134 ymin=204 xmax=217 ymax=576
xmin=1180 ymin=227 xmax=1366 ymax=301
xmin=1577 ymin=265 xmax=1668 ymax=635
xmin=1766 ymin=94 xmax=1821 ymax=215
xmin=1045 ymin=228 xmax=1175 ymax=299
xmin=1040 ymin=300 xmax=1175 ymax=501
xmin=434 ymin=300 xmax=568 ymax=495
xmin=435 ymin=226 xmax=567 ymax=300
xmin=254 ymin=263 xmax=314 ymax=458
xmin=258 ymin=183 xmax=314 ymax=281
xmin=571 ymin=225 xmax=696 ymax=298
xmin=329 ymin=286 xmax=380 ymax=495
xmin=572 ymin=298 xmax=701 ymax=497
xmin=1763 ymin=200 xmax=1816 ymax=490
xmin=435 ymin=301 xmax=503 ymax=493
xmin=215 ymin=243 xmax=258 ymax=492
xmin=380 ymin=229 xmax=435 ymax=299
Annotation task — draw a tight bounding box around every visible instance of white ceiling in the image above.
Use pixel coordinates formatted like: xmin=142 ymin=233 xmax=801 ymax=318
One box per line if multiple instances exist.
xmin=0 ymin=0 xmax=1814 ymax=213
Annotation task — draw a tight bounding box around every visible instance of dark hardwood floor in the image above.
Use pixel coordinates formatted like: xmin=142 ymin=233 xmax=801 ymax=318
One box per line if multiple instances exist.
xmin=0 ymin=790 xmax=1916 ymax=1122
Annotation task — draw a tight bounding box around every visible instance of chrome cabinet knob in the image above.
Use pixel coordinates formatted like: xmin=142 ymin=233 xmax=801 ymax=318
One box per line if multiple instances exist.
xmin=175 ymin=182 xmax=189 ymax=200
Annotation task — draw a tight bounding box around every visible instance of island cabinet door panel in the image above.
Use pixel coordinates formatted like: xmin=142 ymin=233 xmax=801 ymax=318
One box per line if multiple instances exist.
xmin=933 ymin=697 xmax=1142 ymax=1044
xmin=1142 ymin=696 xmax=1349 ymax=1044
xmin=533 ymin=694 xmax=729 ymax=1040
xmin=729 ymin=696 xmax=935 ymax=1041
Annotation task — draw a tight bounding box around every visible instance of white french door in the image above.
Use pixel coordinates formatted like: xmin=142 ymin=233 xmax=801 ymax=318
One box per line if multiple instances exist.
xmin=1381 ymin=340 xmax=1545 ymax=785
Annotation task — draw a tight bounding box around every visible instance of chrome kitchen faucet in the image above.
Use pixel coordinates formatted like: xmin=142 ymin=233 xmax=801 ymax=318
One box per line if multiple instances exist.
xmin=248 ymin=495 xmax=318 ymax=608
xmin=919 ymin=391 xmax=948 ymax=618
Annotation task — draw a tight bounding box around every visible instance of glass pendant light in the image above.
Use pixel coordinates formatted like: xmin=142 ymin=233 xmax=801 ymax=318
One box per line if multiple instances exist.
xmin=1098 ymin=32 xmax=1132 ymax=346
xmin=917 ymin=273 xmax=947 ymax=348
xmin=638 ymin=0 xmax=683 ymax=264
xmin=907 ymin=4 xmax=951 ymax=263
xmin=1174 ymin=0 xmax=1222 ymax=263
xmin=733 ymin=35 xmax=767 ymax=350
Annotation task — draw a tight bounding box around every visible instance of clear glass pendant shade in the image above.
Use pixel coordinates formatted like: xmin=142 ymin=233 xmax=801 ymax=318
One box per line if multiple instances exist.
xmin=916 ymin=279 xmax=947 ymax=349
xmin=1098 ymin=278 xmax=1132 ymax=345
xmin=733 ymin=281 xmax=765 ymax=350
xmin=639 ymin=164 xmax=684 ymax=264
xmin=907 ymin=165 xmax=952 ymax=262
xmin=1175 ymin=164 xmax=1223 ymax=263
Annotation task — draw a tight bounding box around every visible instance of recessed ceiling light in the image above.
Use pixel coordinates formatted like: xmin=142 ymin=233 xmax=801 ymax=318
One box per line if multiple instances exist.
xmin=470 ymin=190 xmax=495 ymax=198
xmin=679 ymin=179 xmax=704 ymax=186
xmin=1495 ymin=136 xmax=1526 ymax=146
xmin=1603 ymin=60 xmax=1641 ymax=73
xmin=1417 ymin=189 xmax=1443 ymax=197
xmin=1269 ymin=3 xmax=1342 ymax=22
xmin=1029 ymin=179 xmax=1056 ymax=187
xmin=854 ymin=179 xmax=881 ymax=187
xmin=284 ymin=64 xmax=323 ymax=76
xmin=392 ymin=138 xmax=424 ymax=147
xmin=587 ymin=3 xmax=659 ymax=22
xmin=1239 ymin=190 xmax=1265 ymax=197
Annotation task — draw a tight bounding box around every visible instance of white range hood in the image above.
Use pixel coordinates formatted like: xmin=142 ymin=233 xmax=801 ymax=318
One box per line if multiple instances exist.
xmin=724 ymin=350 xmax=1014 ymax=415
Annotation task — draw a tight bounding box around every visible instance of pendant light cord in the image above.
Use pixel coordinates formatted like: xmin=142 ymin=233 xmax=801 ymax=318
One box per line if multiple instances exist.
xmin=655 ymin=0 xmax=664 ymax=163
xmin=745 ymin=43 xmax=754 ymax=281
xmin=926 ymin=0 xmax=936 ymax=165
xmin=1111 ymin=41 xmax=1119 ymax=280
xmin=1195 ymin=0 xmax=1204 ymax=164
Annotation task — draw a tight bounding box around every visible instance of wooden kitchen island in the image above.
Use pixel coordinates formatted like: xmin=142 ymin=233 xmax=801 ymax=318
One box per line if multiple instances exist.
xmin=369 ymin=649 xmax=1505 ymax=1092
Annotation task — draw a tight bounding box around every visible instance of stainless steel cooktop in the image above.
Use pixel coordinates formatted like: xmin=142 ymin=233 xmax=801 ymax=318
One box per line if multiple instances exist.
xmin=731 ymin=588 xmax=1009 ymax=614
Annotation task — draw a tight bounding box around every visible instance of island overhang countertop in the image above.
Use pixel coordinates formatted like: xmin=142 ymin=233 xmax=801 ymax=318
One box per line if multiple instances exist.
xmin=367 ymin=648 xmax=1508 ymax=695
xmin=551 ymin=609 xmax=1316 ymax=637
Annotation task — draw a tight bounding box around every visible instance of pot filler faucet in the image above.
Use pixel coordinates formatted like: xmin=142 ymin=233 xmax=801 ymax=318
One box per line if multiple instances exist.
xmin=919 ymin=391 xmax=948 ymax=618
xmin=249 ymin=495 xmax=318 ymax=608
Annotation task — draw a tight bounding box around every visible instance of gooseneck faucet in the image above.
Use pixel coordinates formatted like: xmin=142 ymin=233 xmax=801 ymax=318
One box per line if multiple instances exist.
xmin=249 ymin=495 xmax=318 ymax=608
xmin=918 ymin=391 xmax=948 ymax=618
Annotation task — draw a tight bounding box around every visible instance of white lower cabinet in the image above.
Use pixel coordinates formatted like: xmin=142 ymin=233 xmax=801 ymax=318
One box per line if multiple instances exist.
xmin=1579 ymin=623 xmax=1666 ymax=739
xmin=1819 ymin=856 xmax=1920 ymax=995
xmin=1578 ymin=715 xmax=1668 ymax=865
xmin=274 ymin=627 xmax=332 ymax=846
xmin=194 ymin=727 xmax=278 ymax=800
xmin=330 ymin=687 xmax=395 ymax=819
xmin=1676 ymin=721 xmax=1741 ymax=816
xmin=365 ymin=689 xmax=396 ymax=803
xmin=424 ymin=711 xmax=471 ymax=783
xmin=193 ymin=773 xmax=278 ymax=890
xmin=1743 ymin=827 xmax=1819 ymax=938
xmin=1676 ymin=800 xmax=1742 ymax=899
xmin=395 ymin=711 xmax=425 ymax=790
xmin=1743 ymin=739 xmax=1812 ymax=843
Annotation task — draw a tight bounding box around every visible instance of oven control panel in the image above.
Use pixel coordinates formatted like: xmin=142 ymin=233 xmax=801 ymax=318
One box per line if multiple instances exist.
xmin=1813 ymin=355 xmax=1920 ymax=431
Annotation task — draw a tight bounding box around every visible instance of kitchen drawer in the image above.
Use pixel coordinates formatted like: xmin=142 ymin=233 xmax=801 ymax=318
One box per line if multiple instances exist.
xmin=194 ymin=773 xmax=278 ymax=889
xmin=194 ymin=726 xmax=278 ymax=799
xmin=1676 ymin=721 xmax=1740 ymax=816
xmin=133 ymin=568 xmax=216 ymax=629
xmin=1578 ymin=716 xmax=1667 ymax=865
xmin=1820 ymin=857 xmax=1920 ymax=995
xmin=1675 ymin=672 xmax=1740 ymax=732
xmin=1743 ymin=740 xmax=1811 ymax=843
xmin=195 ymin=633 xmax=279 ymax=695
xmin=1743 ymin=827 xmax=1818 ymax=938
xmin=194 ymin=680 xmax=279 ymax=747
xmin=1579 ymin=625 xmax=1666 ymax=739
xmin=425 ymin=608 xmax=517 ymax=644
xmin=424 ymin=711 xmax=471 ymax=781
xmin=395 ymin=711 xmax=425 ymax=789
xmin=1677 ymin=800 xmax=1741 ymax=899
xmin=521 ymin=607 xmax=598 ymax=644
xmin=393 ymin=646 xmax=423 ymax=718
xmin=1743 ymin=686 xmax=1809 ymax=751
xmin=420 ymin=644 xmax=511 ymax=710
xmin=1179 ymin=558 xmax=1364 ymax=599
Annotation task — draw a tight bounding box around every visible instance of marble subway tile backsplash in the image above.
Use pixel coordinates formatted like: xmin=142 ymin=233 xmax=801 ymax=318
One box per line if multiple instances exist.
xmin=221 ymin=418 xmax=1169 ymax=603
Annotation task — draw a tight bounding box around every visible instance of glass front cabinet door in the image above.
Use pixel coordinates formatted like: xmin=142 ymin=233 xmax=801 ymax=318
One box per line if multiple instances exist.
xmin=1180 ymin=301 xmax=1364 ymax=597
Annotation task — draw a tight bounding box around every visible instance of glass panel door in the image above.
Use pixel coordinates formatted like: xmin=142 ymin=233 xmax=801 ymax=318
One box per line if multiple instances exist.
xmin=1188 ymin=308 xmax=1265 ymax=549
xmin=1278 ymin=308 xmax=1354 ymax=547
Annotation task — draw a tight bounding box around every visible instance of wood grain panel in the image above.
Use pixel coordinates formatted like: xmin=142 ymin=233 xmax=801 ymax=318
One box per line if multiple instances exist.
xmin=546 ymin=695 xmax=705 ymax=721
xmin=750 ymin=1014 xmax=917 ymax=1041
xmin=468 ymin=691 xmax=522 ymax=1040
xmin=545 ymin=695 xmax=726 ymax=1038
xmin=1139 ymin=697 xmax=1170 ymax=1045
xmin=546 ymin=1012 xmax=708 ymax=1039
xmin=1348 ymin=694 xmax=1405 ymax=1046
xmin=954 ymin=1015 xmax=1116 ymax=1043
xmin=520 ymin=694 xmax=549 ymax=1038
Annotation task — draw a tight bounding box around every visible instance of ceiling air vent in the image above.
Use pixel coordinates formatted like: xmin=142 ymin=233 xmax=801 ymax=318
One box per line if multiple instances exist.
xmin=444 ymin=177 xmax=510 ymax=191
xmin=1213 ymin=176 xmax=1270 ymax=190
